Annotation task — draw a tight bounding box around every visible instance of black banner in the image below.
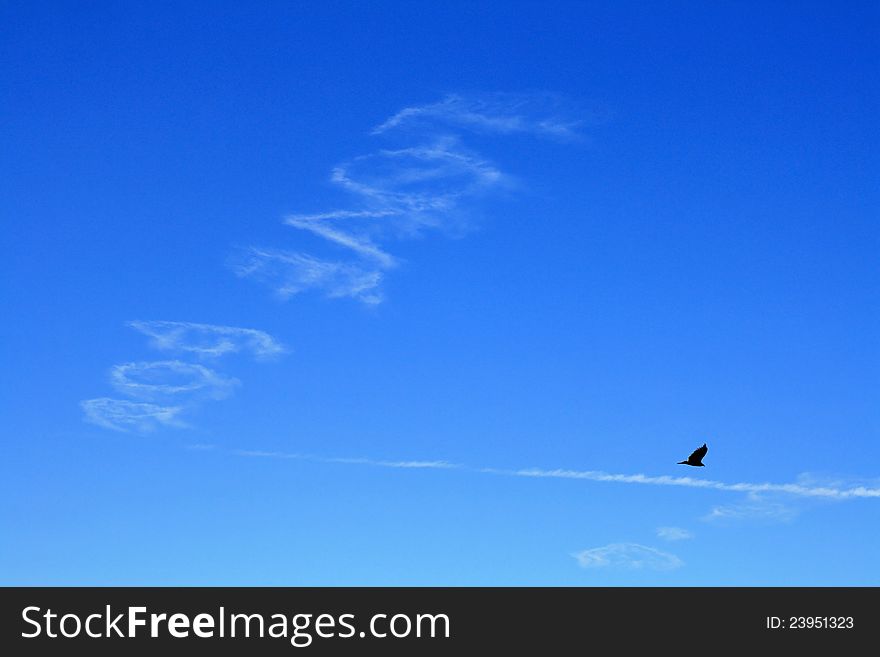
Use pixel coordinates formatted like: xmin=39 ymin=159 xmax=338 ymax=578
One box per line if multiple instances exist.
xmin=1 ymin=587 xmax=874 ymax=654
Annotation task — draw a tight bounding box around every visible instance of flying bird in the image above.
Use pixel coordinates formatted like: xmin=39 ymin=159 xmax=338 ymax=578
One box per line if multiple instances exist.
xmin=678 ymin=443 xmax=708 ymax=467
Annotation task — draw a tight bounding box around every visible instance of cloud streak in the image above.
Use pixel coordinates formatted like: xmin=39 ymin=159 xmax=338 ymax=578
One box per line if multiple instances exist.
xmin=371 ymin=92 xmax=584 ymax=140
xmin=127 ymin=320 xmax=286 ymax=359
xmin=573 ymin=543 xmax=683 ymax=571
xmin=656 ymin=527 xmax=694 ymax=541
xmin=231 ymin=247 xmax=384 ymax=305
xmin=223 ymin=447 xmax=880 ymax=502
xmin=702 ymin=497 xmax=799 ymax=524
xmin=110 ymin=360 xmax=239 ymax=401
xmin=284 ymin=214 xmax=397 ymax=268
xmin=505 ymin=467 xmax=880 ymax=500
xmin=81 ymin=398 xmax=185 ymax=432
xmin=329 ymin=140 xmax=505 ymax=224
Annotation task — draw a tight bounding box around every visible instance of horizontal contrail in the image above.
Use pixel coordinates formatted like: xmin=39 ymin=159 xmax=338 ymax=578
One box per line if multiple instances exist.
xmin=501 ymin=468 xmax=880 ymax=500
xmin=229 ymin=448 xmax=880 ymax=500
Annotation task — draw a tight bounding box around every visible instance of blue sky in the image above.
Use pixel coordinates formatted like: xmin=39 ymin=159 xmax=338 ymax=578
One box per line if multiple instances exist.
xmin=2 ymin=1 xmax=878 ymax=585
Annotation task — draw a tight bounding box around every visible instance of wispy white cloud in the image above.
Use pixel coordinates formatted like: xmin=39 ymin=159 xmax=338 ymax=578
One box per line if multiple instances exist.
xmin=330 ymin=140 xmax=506 ymax=225
xmin=656 ymin=526 xmax=694 ymax=541
xmin=371 ymin=92 xmax=584 ymax=140
xmin=702 ymin=491 xmax=799 ymax=524
xmin=573 ymin=543 xmax=683 ymax=571
xmin=703 ymin=501 xmax=798 ymax=524
xmin=128 ymin=320 xmax=285 ymax=360
xmin=230 ymin=247 xmax=384 ymax=305
xmin=793 ymin=471 xmax=880 ymax=493
xmin=81 ymin=398 xmax=185 ymax=432
xmin=84 ymin=360 xmax=240 ymax=433
xmin=698 ymin=474 xmax=867 ymax=524
xmin=282 ymin=209 xmax=400 ymax=222
xmin=505 ymin=467 xmax=880 ymax=500
xmin=284 ymin=214 xmax=397 ymax=268
xmin=225 ymin=447 xmax=880 ymax=505
xmin=110 ymin=360 xmax=239 ymax=400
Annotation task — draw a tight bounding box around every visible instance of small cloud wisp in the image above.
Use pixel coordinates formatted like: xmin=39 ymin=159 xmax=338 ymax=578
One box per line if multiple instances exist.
xmin=572 ymin=543 xmax=683 ymax=571
xmin=128 ymin=320 xmax=286 ymax=360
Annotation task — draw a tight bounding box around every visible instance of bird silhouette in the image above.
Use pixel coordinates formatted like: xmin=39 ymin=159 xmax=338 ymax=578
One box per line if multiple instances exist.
xmin=678 ymin=443 xmax=708 ymax=466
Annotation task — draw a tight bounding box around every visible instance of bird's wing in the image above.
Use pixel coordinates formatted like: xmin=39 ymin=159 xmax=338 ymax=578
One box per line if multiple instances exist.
xmin=690 ymin=444 xmax=708 ymax=460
